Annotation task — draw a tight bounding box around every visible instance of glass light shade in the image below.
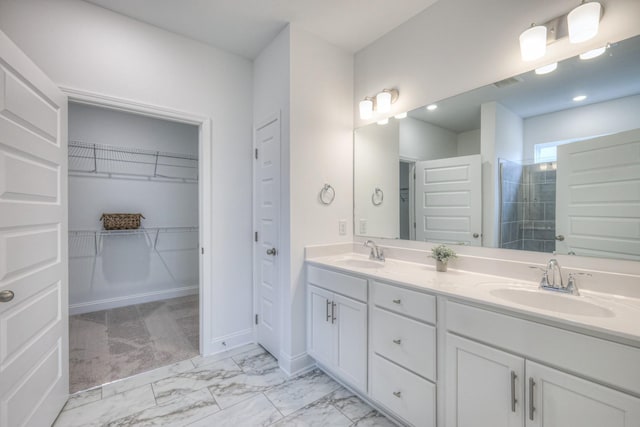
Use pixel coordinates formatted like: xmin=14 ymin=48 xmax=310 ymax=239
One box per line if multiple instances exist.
xmin=580 ymin=46 xmax=606 ymax=60
xmin=359 ymin=99 xmax=373 ymax=120
xmin=377 ymin=118 xmax=389 ymax=125
xmin=519 ymin=25 xmax=547 ymax=61
xmin=535 ymin=62 xmax=558 ymax=75
xmin=376 ymin=91 xmax=392 ymax=114
xmin=394 ymin=112 xmax=407 ymax=119
xmin=568 ymin=2 xmax=601 ymax=44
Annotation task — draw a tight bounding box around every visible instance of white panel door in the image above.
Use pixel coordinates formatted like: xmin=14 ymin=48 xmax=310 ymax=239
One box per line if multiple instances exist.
xmin=526 ymin=361 xmax=640 ymax=427
xmin=446 ymin=334 xmax=525 ymax=427
xmin=333 ymin=293 xmax=367 ymax=392
xmin=556 ymin=129 xmax=640 ymax=260
xmin=307 ymin=285 xmax=334 ymax=367
xmin=254 ymin=115 xmax=280 ymax=357
xmin=0 ymin=31 xmax=68 ymax=427
xmin=415 ymin=154 xmax=482 ymax=245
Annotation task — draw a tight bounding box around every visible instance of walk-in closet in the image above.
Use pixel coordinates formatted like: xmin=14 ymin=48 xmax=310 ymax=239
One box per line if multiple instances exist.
xmin=67 ymin=103 xmax=200 ymax=392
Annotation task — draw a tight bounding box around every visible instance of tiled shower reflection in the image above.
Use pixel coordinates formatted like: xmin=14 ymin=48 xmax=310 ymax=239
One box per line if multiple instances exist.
xmin=499 ymin=160 xmax=557 ymax=253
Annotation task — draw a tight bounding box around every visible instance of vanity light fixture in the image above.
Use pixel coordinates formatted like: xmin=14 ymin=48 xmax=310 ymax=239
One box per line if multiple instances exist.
xmin=520 ymin=24 xmax=547 ymax=61
xmin=535 ymin=62 xmax=558 ymax=75
xmin=377 ymin=118 xmax=389 ymax=125
xmin=573 ymin=95 xmax=587 ymax=102
xmin=580 ymin=45 xmax=607 ymax=60
xmin=359 ymin=97 xmax=374 ymax=120
xmin=358 ymin=89 xmax=399 ymax=120
xmin=518 ymin=2 xmax=603 ymax=62
xmin=394 ymin=112 xmax=407 ymax=119
xmin=426 ymin=104 xmax=438 ymax=111
xmin=568 ymin=1 xmax=602 ymax=44
xmin=376 ymin=89 xmax=399 ymax=114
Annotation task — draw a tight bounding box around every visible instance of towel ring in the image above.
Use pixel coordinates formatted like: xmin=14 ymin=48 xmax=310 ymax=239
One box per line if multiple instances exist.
xmin=320 ymin=184 xmax=335 ymax=205
xmin=371 ymin=187 xmax=384 ymax=206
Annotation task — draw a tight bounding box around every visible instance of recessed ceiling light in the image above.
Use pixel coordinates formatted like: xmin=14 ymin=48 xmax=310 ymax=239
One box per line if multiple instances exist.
xmin=580 ymin=46 xmax=607 ymax=60
xmin=377 ymin=118 xmax=389 ymax=125
xmin=394 ymin=112 xmax=407 ymax=119
xmin=426 ymin=104 xmax=438 ymax=111
xmin=573 ymin=95 xmax=587 ymax=102
xmin=535 ymin=62 xmax=558 ymax=75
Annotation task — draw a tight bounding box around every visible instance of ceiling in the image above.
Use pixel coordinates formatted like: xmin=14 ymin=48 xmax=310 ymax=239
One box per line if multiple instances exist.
xmin=84 ymin=0 xmax=440 ymax=59
xmin=409 ymin=35 xmax=640 ymax=133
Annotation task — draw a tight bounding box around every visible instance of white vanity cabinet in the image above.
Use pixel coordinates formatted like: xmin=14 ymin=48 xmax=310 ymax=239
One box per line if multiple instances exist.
xmin=445 ymin=302 xmax=640 ymax=427
xmin=307 ymin=266 xmax=368 ymax=392
xmin=370 ymin=281 xmax=437 ymax=427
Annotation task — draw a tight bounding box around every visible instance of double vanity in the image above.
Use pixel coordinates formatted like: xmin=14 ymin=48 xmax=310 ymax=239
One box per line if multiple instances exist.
xmin=305 ymin=245 xmax=640 ymax=427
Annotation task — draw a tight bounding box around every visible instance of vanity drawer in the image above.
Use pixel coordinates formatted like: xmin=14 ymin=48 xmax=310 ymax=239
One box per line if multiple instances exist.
xmin=307 ymin=265 xmax=367 ymax=302
xmin=372 ymin=307 xmax=436 ymax=380
xmin=372 ymin=281 xmax=436 ymax=324
xmin=371 ymin=354 xmax=436 ymax=427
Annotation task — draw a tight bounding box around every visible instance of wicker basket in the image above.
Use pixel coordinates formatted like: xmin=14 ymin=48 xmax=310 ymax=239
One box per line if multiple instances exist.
xmin=100 ymin=213 xmax=145 ymax=230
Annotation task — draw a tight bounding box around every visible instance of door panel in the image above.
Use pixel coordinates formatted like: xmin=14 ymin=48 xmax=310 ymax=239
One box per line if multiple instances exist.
xmin=415 ymin=154 xmax=482 ymax=245
xmin=556 ymin=129 xmax=640 ymax=260
xmin=446 ymin=334 xmax=525 ymax=427
xmin=526 ymin=361 xmax=640 ymax=427
xmin=334 ymin=293 xmax=367 ymax=391
xmin=255 ymin=115 xmax=280 ymax=357
xmin=307 ymin=285 xmax=333 ymax=367
xmin=0 ymin=30 xmax=68 ymax=427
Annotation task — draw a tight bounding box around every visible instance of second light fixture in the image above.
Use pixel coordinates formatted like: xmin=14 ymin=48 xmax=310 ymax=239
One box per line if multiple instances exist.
xmin=359 ymin=88 xmax=399 ymax=120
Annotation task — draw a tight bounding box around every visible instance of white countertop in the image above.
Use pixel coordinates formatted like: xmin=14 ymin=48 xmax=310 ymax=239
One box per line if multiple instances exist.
xmin=306 ymin=253 xmax=640 ymax=347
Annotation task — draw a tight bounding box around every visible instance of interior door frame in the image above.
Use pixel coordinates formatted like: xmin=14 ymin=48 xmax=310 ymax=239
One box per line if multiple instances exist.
xmin=60 ymin=87 xmax=213 ymax=355
xmin=252 ymin=112 xmax=281 ymax=354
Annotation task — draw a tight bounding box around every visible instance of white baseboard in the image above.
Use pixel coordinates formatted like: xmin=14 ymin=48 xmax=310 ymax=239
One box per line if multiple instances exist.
xmin=204 ymin=328 xmax=254 ymax=355
xmin=278 ymin=351 xmax=314 ymax=377
xmin=69 ymin=286 xmax=198 ymax=315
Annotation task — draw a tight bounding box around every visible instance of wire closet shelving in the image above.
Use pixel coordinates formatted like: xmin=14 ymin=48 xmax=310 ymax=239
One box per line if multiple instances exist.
xmin=68 ymin=140 xmax=198 ymax=182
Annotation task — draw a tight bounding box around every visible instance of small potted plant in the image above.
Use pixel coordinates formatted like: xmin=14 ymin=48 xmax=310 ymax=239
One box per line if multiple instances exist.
xmin=431 ymin=244 xmax=457 ymax=272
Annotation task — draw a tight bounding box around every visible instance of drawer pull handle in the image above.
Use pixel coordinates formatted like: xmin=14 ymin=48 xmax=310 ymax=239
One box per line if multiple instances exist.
xmin=511 ymin=371 xmax=517 ymax=412
xmin=392 ymin=339 xmax=402 ymax=345
xmin=392 ymin=299 xmax=401 ymax=304
xmin=326 ymin=300 xmax=331 ymax=322
xmin=392 ymin=391 xmax=402 ymax=398
xmin=529 ymin=377 xmax=535 ymax=421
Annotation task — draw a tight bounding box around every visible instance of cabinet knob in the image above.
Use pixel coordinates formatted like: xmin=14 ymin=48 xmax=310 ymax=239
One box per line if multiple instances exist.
xmin=0 ymin=290 xmax=15 ymax=303
xmin=392 ymin=299 xmax=401 ymax=304
xmin=266 ymin=247 xmax=277 ymax=256
xmin=392 ymin=339 xmax=402 ymax=345
xmin=392 ymin=391 xmax=402 ymax=398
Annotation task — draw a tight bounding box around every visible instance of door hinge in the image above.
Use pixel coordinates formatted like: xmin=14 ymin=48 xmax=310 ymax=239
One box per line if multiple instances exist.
xmin=201 ymin=247 xmax=204 ymax=255
xmin=254 ymin=231 xmax=258 ymax=242
xmin=255 ymin=314 xmax=258 ymax=325
xmin=255 ymin=148 xmax=258 ymax=159
xmin=413 ymin=222 xmax=416 ymax=228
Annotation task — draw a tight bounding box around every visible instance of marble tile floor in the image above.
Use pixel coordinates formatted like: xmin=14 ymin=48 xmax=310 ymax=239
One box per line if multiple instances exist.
xmin=55 ymin=343 xmax=397 ymax=427
xmin=70 ymin=294 xmax=199 ymax=393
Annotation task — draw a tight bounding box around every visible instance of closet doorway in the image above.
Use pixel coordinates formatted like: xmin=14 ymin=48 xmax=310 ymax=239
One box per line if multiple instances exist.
xmin=66 ymin=99 xmax=206 ymax=393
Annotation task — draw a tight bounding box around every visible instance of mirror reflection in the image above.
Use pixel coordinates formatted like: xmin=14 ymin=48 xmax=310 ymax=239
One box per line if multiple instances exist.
xmin=354 ymin=34 xmax=640 ymax=261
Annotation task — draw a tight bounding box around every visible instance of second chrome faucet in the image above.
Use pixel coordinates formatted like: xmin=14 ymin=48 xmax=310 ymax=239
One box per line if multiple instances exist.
xmin=364 ymin=240 xmax=385 ymax=262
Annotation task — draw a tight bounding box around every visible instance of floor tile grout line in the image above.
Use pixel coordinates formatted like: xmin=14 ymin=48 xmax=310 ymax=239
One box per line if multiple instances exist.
xmin=260 ymin=392 xmax=286 ymax=426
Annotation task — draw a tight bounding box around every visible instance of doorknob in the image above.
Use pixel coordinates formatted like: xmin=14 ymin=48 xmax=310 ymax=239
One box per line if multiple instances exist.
xmin=555 ymin=235 xmax=565 ymax=241
xmin=266 ymin=248 xmax=277 ymax=256
xmin=473 ymin=233 xmax=479 ymax=238
xmin=0 ymin=290 xmax=15 ymax=303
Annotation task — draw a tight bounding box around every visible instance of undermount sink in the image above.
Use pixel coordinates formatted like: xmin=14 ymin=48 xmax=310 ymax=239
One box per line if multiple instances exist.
xmin=490 ymin=287 xmax=615 ymax=318
xmin=335 ymin=257 xmax=384 ymax=269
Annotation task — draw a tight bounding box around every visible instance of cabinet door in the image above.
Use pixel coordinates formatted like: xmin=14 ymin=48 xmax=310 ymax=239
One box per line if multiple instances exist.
xmin=334 ymin=293 xmax=368 ymax=392
xmin=526 ymin=361 xmax=640 ymax=427
xmin=446 ymin=334 xmax=525 ymax=427
xmin=307 ymin=285 xmax=334 ymax=366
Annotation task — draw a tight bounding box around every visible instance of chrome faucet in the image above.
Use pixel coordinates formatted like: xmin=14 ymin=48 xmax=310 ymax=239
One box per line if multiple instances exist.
xmin=364 ymin=240 xmax=385 ymax=262
xmin=530 ymin=259 xmax=589 ymax=296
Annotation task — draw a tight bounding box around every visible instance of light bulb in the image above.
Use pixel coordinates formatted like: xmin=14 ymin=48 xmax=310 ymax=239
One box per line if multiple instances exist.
xmin=568 ymin=2 xmax=601 ymax=44
xmin=394 ymin=112 xmax=407 ymax=119
xmin=535 ymin=62 xmax=558 ymax=75
xmin=573 ymin=95 xmax=587 ymax=102
xmin=580 ymin=46 xmax=606 ymax=60
xmin=377 ymin=118 xmax=389 ymax=125
xmin=359 ymin=98 xmax=373 ymax=120
xmin=426 ymin=104 xmax=438 ymax=111
xmin=519 ymin=25 xmax=547 ymax=61
xmin=376 ymin=91 xmax=392 ymax=114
